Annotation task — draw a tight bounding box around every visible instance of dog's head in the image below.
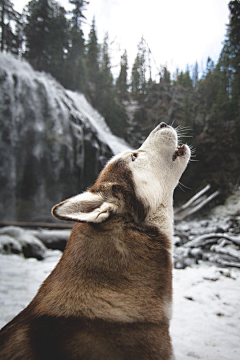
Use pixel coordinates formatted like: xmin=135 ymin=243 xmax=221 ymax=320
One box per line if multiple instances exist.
xmin=52 ymin=123 xmax=190 ymax=224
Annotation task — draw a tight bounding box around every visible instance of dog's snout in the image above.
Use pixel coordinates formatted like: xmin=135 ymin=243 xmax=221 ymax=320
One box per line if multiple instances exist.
xmin=160 ymin=122 xmax=168 ymax=129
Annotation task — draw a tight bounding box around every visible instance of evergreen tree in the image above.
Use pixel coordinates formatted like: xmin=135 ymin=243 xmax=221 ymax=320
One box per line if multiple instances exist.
xmin=86 ymin=17 xmax=99 ymax=85
xmin=94 ymin=32 xmax=115 ymax=123
xmin=177 ymin=66 xmax=193 ymax=88
xmin=0 ymin=0 xmax=21 ymax=54
xmin=116 ymin=50 xmax=128 ymax=102
xmin=100 ymin=33 xmax=113 ymax=87
xmin=131 ymin=37 xmax=148 ymax=96
xmin=205 ymin=0 xmax=240 ymax=125
xmin=227 ymin=0 xmax=240 ymax=71
xmin=226 ymin=0 xmax=240 ymax=118
xmin=131 ymin=54 xmax=141 ymax=95
xmin=85 ymin=27 xmax=128 ymax=138
xmin=208 ymin=51 xmax=233 ymax=124
xmin=198 ymin=57 xmax=219 ymax=112
xmin=69 ymin=0 xmax=89 ymax=28
xmin=63 ymin=0 xmax=89 ymax=91
xmin=23 ymin=0 xmax=68 ymax=83
xmin=160 ymin=66 xmax=171 ymax=84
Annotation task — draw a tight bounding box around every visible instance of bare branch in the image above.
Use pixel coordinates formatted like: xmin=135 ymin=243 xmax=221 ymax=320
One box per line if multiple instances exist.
xmin=175 ymin=184 xmax=211 ymax=214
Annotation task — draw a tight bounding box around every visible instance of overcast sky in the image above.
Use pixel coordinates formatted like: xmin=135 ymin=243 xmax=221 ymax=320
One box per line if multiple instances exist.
xmin=13 ymin=0 xmax=230 ymax=79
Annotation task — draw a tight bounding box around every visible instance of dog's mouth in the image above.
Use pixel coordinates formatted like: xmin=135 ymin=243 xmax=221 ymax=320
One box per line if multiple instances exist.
xmin=172 ymin=145 xmax=187 ymax=161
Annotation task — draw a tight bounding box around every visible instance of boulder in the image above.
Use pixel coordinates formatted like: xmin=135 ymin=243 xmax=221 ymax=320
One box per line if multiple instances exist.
xmin=0 ymin=235 xmax=21 ymax=255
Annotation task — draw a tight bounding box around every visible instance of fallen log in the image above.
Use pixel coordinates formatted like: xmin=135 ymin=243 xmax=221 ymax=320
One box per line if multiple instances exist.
xmin=174 ymin=184 xmax=211 ymax=214
xmin=210 ymin=244 xmax=240 ymax=261
xmin=175 ymin=191 xmax=220 ymax=220
xmin=216 ymin=260 xmax=240 ymax=269
xmin=202 ymin=252 xmax=240 ymax=269
xmin=184 ymin=233 xmax=240 ymax=248
xmin=202 ymin=250 xmax=239 ymax=264
xmin=0 ymin=221 xmax=73 ymax=229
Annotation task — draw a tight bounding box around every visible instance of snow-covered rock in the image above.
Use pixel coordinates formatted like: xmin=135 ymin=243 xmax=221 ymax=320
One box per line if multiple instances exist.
xmin=0 ymin=226 xmax=47 ymax=260
xmin=0 ymin=235 xmax=21 ymax=255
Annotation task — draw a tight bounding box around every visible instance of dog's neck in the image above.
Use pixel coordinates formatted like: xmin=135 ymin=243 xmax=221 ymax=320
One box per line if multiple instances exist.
xmin=146 ymin=199 xmax=174 ymax=247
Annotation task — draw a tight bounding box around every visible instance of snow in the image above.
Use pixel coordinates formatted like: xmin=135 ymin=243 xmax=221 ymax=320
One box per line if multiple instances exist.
xmin=171 ymin=265 xmax=240 ymax=360
xmin=0 ymin=253 xmax=239 ymax=359
xmin=0 ymin=252 xmax=61 ymax=326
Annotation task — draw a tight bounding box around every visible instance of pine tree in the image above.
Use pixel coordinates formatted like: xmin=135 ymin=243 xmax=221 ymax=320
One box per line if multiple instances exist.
xmin=116 ymin=50 xmax=128 ymax=102
xmin=226 ymin=0 xmax=240 ymax=118
xmin=100 ymin=33 xmax=113 ymax=87
xmin=86 ymin=17 xmax=99 ymax=85
xmin=177 ymin=66 xmax=193 ymax=89
xmin=85 ymin=27 xmax=128 ymax=138
xmin=94 ymin=32 xmax=114 ymax=117
xmin=131 ymin=37 xmax=148 ymax=97
xmin=160 ymin=66 xmax=171 ymax=84
xmin=63 ymin=0 xmax=89 ymax=91
xmin=69 ymin=0 xmax=89 ymax=28
xmin=131 ymin=54 xmax=141 ymax=95
xmin=23 ymin=0 xmax=68 ymax=82
xmin=198 ymin=57 xmax=219 ymax=112
xmin=0 ymin=0 xmax=21 ymax=54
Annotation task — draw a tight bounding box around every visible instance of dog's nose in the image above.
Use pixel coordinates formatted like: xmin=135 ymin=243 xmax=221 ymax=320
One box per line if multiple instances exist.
xmin=159 ymin=122 xmax=168 ymax=129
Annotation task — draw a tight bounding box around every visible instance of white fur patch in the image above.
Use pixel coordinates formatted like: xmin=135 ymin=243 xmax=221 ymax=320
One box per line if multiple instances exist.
xmin=128 ymin=125 xmax=190 ymax=237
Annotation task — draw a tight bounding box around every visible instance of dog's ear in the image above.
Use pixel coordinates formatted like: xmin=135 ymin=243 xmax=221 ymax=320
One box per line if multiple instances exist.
xmin=52 ymin=191 xmax=118 ymax=223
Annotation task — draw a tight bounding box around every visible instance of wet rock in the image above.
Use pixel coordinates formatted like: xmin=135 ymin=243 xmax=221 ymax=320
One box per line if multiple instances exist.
xmin=17 ymin=233 xmax=47 ymax=260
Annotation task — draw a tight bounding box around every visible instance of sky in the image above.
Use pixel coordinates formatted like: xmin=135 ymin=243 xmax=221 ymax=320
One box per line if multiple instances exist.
xmin=13 ymin=0 xmax=230 ymax=80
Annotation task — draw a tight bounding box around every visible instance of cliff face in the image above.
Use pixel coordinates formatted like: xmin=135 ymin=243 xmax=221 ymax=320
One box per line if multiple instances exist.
xmin=0 ymin=54 xmax=129 ymax=222
xmin=128 ymin=82 xmax=240 ymax=204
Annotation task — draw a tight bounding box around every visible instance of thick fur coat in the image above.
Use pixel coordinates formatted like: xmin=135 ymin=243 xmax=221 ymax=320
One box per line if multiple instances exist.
xmin=0 ymin=123 xmax=190 ymax=360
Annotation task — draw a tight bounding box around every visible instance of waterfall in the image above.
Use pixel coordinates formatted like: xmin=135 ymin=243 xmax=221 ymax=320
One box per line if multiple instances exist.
xmin=0 ymin=53 xmax=130 ymax=222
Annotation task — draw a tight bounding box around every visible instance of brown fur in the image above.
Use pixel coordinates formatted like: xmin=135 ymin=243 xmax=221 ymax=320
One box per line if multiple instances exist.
xmin=0 ymin=158 xmax=174 ymax=360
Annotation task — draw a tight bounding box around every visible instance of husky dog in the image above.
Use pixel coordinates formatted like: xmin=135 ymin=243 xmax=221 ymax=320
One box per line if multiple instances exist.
xmin=0 ymin=122 xmax=190 ymax=360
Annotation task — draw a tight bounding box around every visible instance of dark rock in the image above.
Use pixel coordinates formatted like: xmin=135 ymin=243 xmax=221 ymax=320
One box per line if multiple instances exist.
xmin=0 ymin=235 xmax=21 ymax=255
xmin=17 ymin=233 xmax=47 ymax=260
xmin=0 ymin=226 xmax=47 ymax=260
xmin=190 ymin=248 xmax=203 ymax=260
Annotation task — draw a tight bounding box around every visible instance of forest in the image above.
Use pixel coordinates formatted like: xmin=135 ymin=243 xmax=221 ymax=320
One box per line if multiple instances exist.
xmin=0 ymin=0 xmax=240 ymax=204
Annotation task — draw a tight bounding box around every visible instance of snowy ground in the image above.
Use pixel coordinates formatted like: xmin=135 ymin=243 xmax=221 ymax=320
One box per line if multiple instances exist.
xmin=0 ymin=252 xmax=239 ymax=359
xmin=171 ymin=265 xmax=240 ymax=360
